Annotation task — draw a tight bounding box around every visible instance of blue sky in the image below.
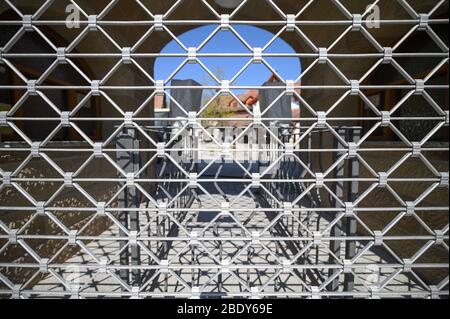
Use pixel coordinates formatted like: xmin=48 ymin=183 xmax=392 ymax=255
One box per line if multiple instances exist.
xmin=155 ymin=25 xmax=302 ymax=91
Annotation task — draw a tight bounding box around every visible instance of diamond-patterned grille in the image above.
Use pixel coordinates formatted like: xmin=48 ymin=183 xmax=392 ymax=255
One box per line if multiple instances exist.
xmin=0 ymin=0 xmax=448 ymax=299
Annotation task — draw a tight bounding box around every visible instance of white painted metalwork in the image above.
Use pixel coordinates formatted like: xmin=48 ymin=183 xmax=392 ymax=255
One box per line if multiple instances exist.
xmin=0 ymin=0 xmax=448 ymax=299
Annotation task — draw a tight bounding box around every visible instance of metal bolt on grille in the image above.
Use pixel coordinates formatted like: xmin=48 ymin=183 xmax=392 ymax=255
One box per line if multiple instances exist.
xmin=0 ymin=0 xmax=448 ymax=299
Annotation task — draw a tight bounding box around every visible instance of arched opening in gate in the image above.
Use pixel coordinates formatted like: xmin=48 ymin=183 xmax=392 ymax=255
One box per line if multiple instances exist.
xmin=153 ymin=24 xmax=302 ymax=164
xmin=154 ymin=24 xmax=303 ymax=118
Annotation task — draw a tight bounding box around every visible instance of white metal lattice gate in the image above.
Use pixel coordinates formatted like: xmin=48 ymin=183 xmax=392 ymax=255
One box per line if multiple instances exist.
xmin=0 ymin=0 xmax=448 ymax=299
